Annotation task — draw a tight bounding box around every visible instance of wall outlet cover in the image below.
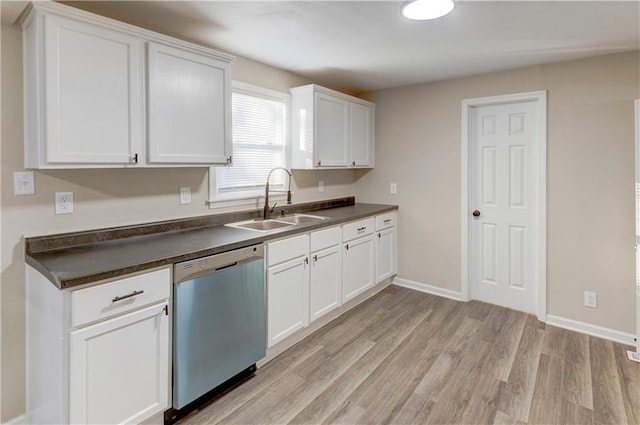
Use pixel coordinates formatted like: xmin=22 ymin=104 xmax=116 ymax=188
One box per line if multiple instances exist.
xmin=180 ymin=187 xmax=191 ymax=204
xmin=14 ymin=171 xmax=35 ymax=195
xmin=584 ymin=291 xmax=597 ymax=308
xmin=55 ymin=192 xmax=74 ymax=215
xmin=390 ymin=183 xmax=397 ymax=194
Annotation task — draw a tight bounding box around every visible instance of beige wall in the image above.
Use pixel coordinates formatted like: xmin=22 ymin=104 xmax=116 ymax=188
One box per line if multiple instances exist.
xmin=0 ymin=23 xmax=355 ymax=421
xmin=2 ymin=5 xmax=639 ymax=421
xmin=355 ymin=51 xmax=640 ymax=335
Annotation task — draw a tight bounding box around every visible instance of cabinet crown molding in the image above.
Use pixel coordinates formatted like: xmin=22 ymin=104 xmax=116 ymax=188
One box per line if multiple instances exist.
xmin=20 ymin=1 xmax=236 ymax=64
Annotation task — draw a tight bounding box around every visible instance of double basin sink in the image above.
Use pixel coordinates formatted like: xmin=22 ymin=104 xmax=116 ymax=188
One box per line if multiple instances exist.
xmin=225 ymin=213 xmax=328 ymax=233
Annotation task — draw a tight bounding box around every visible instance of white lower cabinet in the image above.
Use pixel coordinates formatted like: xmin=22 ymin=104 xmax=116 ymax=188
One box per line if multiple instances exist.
xmin=309 ymin=227 xmax=342 ymax=322
xmin=264 ymin=212 xmax=397 ymax=350
xmin=69 ymin=303 xmax=169 ymax=424
xmin=267 ymin=255 xmax=310 ymax=347
xmin=267 ymin=227 xmax=344 ymax=348
xmin=342 ymin=218 xmax=375 ymax=302
xmin=26 ymin=266 xmax=171 ymax=425
xmin=375 ymin=212 xmax=397 ymax=283
xmin=267 ymin=234 xmax=310 ymax=347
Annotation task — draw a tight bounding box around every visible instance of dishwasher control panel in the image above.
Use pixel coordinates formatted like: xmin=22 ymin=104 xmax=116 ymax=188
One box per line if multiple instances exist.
xmin=174 ymin=244 xmax=264 ymax=283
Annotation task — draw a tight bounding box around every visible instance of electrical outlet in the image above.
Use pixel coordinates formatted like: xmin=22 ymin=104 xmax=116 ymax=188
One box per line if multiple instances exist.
xmin=180 ymin=187 xmax=191 ymax=205
xmin=390 ymin=182 xmax=397 ymax=194
xmin=584 ymin=291 xmax=597 ymax=308
xmin=318 ymin=180 xmax=324 ymax=193
xmin=55 ymin=192 xmax=74 ymax=215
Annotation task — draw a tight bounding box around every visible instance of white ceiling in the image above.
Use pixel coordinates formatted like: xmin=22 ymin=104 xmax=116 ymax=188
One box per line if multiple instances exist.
xmin=4 ymin=1 xmax=640 ymax=92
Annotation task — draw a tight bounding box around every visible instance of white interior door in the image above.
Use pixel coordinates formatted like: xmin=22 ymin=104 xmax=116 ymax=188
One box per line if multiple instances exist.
xmin=470 ymin=100 xmax=541 ymax=314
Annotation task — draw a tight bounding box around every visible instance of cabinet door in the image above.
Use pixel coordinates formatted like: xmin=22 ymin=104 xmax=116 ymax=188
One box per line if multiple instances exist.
xmin=69 ymin=302 xmax=169 ymax=424
xmin=44 ymin=15 xmax=143 ymax=164
xmin=267 ymin=256 xmax=310 ymax=347
xmin=376 ymin=227 xmax=396 ymax=282
xmin=314 ymin=93 xmax=349 ymax=167
xmin=310 ymin=245 xmax=342 ymax=322
xmin=148 ymin=43 xmax=231 ymax=164
xmin=349 ymin=102 xmax=373 ymax=167
xmin=342 ymin=235 xmax=375 ymax=302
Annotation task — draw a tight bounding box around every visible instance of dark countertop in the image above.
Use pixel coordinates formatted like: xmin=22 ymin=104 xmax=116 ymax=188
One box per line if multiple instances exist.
xmin=26 ymin=200 xmax=397 ymax=289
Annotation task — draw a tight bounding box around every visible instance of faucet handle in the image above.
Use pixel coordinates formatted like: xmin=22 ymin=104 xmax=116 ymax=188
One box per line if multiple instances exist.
xmin=269 ymin=202 xmax=278 ymax=214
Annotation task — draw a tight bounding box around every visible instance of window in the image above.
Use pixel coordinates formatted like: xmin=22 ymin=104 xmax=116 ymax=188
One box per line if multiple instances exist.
xmin=209 ymin=82 xmax=289 ymax=208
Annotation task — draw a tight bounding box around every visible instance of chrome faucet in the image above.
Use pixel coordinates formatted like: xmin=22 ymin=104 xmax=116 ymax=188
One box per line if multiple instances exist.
xmin=264 ymin=167 xmax=292 ymax=219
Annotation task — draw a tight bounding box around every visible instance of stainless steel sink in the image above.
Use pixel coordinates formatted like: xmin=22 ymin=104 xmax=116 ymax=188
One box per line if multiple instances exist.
xmin=276 ymin=214 xmax=328 ymax=224
xmin=226 ymin=219 xmax=294 ymax=232
xmin=225 ymin=214 xmax=328 ymax=233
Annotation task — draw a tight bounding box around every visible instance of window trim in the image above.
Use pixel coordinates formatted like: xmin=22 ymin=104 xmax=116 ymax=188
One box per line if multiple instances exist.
xmin=208 ymin=81 xmax=291 ymax=210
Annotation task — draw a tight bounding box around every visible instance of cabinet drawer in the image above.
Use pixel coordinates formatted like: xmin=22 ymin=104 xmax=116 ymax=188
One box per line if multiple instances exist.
xmin=376 ymin=212 xmax=396 ymax=231
xmin=267 ymin=234 xmax=309 ymax=266
xmin=342 ymin=218 xmax=375 ymax=242
xmin=71 ymin=268 xmax=171 ymax=328
xmin=310 ymin=226 xmax=341 ymax=252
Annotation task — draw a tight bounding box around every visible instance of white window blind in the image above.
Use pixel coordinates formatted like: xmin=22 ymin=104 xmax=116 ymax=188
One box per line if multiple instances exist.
xmin=209 ymin=82 xmax=289 ymax=207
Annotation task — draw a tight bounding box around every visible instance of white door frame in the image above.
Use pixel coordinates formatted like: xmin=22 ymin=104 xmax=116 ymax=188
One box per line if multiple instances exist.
xmin=461 ymin=90 xmax=547 ymax=321
xmin=635 ymin=99 xmax=640 ymax=353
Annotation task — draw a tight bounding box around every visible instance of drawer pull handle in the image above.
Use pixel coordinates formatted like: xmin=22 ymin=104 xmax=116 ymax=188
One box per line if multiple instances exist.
xmin=313 ymin=254 xmax=318 ymax=262
xmin=112 ymin=290 xmax=144 ymax=303
xmin=357 ymin=227 xmax=367 ymax=232
xmin=384 ymin=219 xmax=392 ymax=224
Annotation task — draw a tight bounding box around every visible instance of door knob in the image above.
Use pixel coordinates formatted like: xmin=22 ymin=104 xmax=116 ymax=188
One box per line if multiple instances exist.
xmin=472 ymin=210 xmax=481 ymax=217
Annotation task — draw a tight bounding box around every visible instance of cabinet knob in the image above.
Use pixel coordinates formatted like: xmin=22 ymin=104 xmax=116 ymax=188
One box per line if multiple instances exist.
xmin=227 ymin=156 xmax=233 ymax=165
xmin=345 ymin=244 xmax=349 ymax=250
xmin=352 ymin=161 xmax=356 ymax=166
xmin=304 ymin=257 xmax=309 ymax=265
xmin=317 ymin=160 xmax=322 ymax=167
xmin=313 ymin=254 xmax=318 ymax=262
xmin=131 ymin=153 xmax=138 ymax=164
xmin=472 ymin=210 xmax=481 ymax=217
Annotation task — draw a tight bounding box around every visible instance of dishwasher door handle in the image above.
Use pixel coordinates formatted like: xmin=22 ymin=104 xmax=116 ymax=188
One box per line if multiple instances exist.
xmin=215 ymin=262 xmax=238 ymax=272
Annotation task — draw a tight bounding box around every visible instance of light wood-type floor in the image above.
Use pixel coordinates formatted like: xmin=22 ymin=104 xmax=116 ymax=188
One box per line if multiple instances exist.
xmin=181 ymin=285 xmax=640 ymax=425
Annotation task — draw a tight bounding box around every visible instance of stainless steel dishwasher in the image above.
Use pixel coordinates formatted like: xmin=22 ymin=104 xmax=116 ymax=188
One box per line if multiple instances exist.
xmin=167 ymin=244 xmax=265 ymax=423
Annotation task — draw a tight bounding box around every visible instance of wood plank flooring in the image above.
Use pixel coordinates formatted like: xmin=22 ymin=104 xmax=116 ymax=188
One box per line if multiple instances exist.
xmin=181 ymin=286 xmax=640 ymax=425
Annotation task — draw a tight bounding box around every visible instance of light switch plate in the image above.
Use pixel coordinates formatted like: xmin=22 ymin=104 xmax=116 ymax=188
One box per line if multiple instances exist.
xmin=55 ymin=192 xmax=74 ymax=214
xmin=14 ymin=171 xmax=35 ymax=195
xmin=180 ymin=187 xmax=191 ymax=204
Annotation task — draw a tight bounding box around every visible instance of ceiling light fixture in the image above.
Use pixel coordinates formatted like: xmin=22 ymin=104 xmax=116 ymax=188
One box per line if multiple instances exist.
xmin=401 ymin=0 xmax=454 ymax=20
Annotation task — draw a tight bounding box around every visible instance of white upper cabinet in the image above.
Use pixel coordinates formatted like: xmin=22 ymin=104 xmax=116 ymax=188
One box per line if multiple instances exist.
xmin=24 ymin=13 xmax=144 ymax=167
xmin=349 ymin=102 xmax=374 ymax=167
xmin=147 ymin=43 xmax=231 ymax=164
xmin=315 ymin=93 xmax=350 ymax=167
xmin=290 ymin=84 xmax=375 ymax=169
xmin=21 ymin=2 xmax=234 ymax=169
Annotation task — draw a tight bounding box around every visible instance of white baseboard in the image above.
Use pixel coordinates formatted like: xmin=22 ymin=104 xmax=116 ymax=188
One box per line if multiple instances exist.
xmin=4 ymin=415 xmax=25 ymax=425
xmin=546 ymin=314 xmax=637 ymax=347
xmin=393 ymin=277 xmax=463 ymax=301
xmin=392 ymin=278 xmax=636 ymax=347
